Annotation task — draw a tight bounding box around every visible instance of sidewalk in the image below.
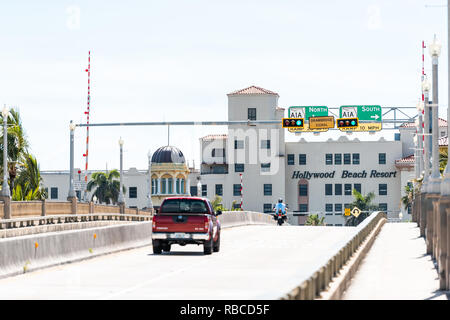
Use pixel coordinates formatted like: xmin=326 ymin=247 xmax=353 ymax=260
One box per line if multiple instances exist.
xmin=342 ymin=222 xmax=450 ymax=300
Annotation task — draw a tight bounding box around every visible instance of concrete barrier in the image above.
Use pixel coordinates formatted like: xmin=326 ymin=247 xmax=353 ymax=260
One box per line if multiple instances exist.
xmin=280 ymin=211 xmax=387 ymax=300
xmin=0 ymin=210 xmax=274 ymax=279
xmin=0 ymin=221 xmax=153 ymax=279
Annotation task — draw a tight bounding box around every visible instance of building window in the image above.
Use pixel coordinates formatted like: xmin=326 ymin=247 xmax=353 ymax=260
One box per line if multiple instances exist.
xmin=287 ymin=154 xmax=294 ymax=165
xmin=354 ymin=183 xmax=361 ymax=194
xmin=176 ymin=178 xmax=180 ymax=194
xmin=151 ymin=179 xmax=157 ymax=194
xmin=325 ymin=184 xmax=332 ymax=196
xmin=263 ymin=184 xmax=272 ymax=196
xmin=212 ymin=148 xmax=225 ymax=157
xmin=326 ymin=154 xmax=333 ymax=165
xmin=161 ymin=179 xmax=167 ymax=194
xmin=379 ymin=184 xmax=387 ymax=195
xmin=261 ymin=140 xmax=271 ymax=149
xmin=379 ymin=153 xmax=386 ymax=164
xmin=190 ymin=186 xmax=198 ymax=196
xmin=181 ymin=179 xmax=185 ymax=194
xmin=325 ymin=204 xmax=333 ymax=214
xmin=335 ymin=184 xmax=342 ymax=195
xmin=344 ymin=184 xmax=352 ymax=195
xmin=167 ymin=178 xmax=173 ymax=194
xmin=335 ymin=203 xmax=342 ymax=212
xmin=335 ymin=153 xmax=342 ymax=165
xmin=299 ymin=204 xmax=308 ymax=212
xmin=352 ymin=153 xmax=360 ymax=165
xmin=202 ymin=185 xmax=207 ymax=197
xmin=299 ymin=154 xmax=306 ymax=165
xmin=129 ymin=187 xmax=137 ymax=199
xmin=344 ymin=203 xmax=351 ymax=209
xmin=50 ymin=187 xmax=58 ymax=199
xmin=233 ymin=202 xmax=242 ymax=210
xmin=344 ymin=153 xmax=351 ymax=165
xmin=235 ymin=163 xmax=244 ymax=172
xmin=233 ymin=184 xmax=241 ymax=196
xmin=248 ymin=108 xmax=257 ymax=121
xmin=261 ymin=163 xmax=271 ymax=172
xmin=263 ymin=203 xmax=272 ymax=213
xmin=299 ymin=184 xmax=308 ymax=196
xmin=379 ymin=203 xmax=388 ymax=212
xmin=215 ymin=184 xmax=223 ymax=196
xmin=234 ymin=140 xmax=244 ymax=149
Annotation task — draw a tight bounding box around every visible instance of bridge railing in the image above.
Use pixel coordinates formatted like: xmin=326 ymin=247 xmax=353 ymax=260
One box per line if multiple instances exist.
xmin=281 ymin=211 xmax=387 ymax=300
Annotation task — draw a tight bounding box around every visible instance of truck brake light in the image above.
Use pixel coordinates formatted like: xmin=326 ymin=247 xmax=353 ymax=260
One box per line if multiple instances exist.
xmin=204 ymin=216 xmax=210 ymax=231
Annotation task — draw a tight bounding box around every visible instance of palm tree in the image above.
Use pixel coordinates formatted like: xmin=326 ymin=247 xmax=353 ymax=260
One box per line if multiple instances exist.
xmin=400 ymin=184 xmax=414 ymax=211
xmin=345 ymin=189 xmax=378 ymax=226
xmin=13 ymin=153 xmax=47 ymax=200
xmin=439 ymin=148 xmax=448 ymax=174
xmin=0 ymin=108 xmax=30 ymax=191
xmin=87 ymin=170 xmax=125 ymax=205
xmin=305 ymin=214 xmax=325 ymax=226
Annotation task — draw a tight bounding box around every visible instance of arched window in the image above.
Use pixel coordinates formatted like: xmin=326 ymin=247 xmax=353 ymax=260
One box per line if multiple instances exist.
xmin=168 ymin=178 xmax=173 ymax=194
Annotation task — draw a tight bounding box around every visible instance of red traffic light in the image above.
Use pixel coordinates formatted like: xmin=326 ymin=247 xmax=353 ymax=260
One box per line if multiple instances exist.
xmin=337 ymin=118 xmax=358 ymax=128
xmin=282 ymin=118 xmax=304 ymax=128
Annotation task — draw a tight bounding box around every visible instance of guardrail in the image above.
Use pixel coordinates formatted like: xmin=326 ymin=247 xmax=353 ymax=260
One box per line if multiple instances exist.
xmin=0 ymin=213 xmax=151 ymax=229
xmin=280 ymin=211 xmax=387 ymax=300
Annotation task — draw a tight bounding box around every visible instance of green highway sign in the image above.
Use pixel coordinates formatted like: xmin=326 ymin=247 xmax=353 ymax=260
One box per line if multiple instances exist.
xmin=289 ymin=106 xmax=328 ymax=122
xmin=339 ymin=105 xmax=382 ymax=122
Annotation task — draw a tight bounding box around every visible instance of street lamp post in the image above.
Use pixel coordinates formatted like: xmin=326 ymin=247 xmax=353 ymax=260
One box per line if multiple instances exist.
xmin=68 ymin=121 xmax=76 ymax=200
xmin=421 ymin=79 xmax=432 ymax=194
xmin=1 ymin=106 xmax=10 ymax=197
xmin=1 ymin=106 xmax=11 ymax=219
xmin=147 ymin=150 xmax=153 ymax=210
xmin=420 ymin=78 xmax=431 ymax=237
xmin=118 ymin=137 xmax=125 ymax=207
xmin=416 ymin=101 xmax=424 ymax=177
xmin=428 ymin=35 xmax=442 ymax=194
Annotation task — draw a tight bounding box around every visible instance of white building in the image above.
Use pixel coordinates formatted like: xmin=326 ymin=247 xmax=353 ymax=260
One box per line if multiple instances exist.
xmin=41 ymin=85 xmax=448 ymax=225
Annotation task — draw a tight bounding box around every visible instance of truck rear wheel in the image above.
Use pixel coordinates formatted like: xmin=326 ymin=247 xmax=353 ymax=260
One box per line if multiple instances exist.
xmin=203 ymin=236 xmax=213 ymax=255
xmin=162 ymin=243 xmax=171 ymax=252
xmin=152 ymin=239 xmax=162 ymax=254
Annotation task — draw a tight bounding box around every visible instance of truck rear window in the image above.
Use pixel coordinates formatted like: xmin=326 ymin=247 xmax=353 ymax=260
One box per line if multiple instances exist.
xmin=160 ymin=199 xmax=209 ymax=214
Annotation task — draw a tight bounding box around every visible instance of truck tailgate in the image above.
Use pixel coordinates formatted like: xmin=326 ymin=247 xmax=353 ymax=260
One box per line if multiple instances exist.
xmin=153 ymin=214 xmax=208 ymax=233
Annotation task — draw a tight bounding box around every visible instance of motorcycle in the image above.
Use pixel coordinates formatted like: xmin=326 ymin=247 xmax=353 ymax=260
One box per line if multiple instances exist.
xmin=274 ymin=209 xmax=287 ymax=226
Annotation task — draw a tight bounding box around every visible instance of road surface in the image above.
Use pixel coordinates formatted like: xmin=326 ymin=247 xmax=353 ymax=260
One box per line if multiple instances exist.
xmin=0 ymin=225 xmax=355 ymax=300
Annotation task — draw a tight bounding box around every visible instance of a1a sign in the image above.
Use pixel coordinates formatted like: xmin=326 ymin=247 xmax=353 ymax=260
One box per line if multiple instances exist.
xmin=339 ymin=105 xmax=382 ymax=122
xmin=289 ymin=106 xmax=328 ymax=121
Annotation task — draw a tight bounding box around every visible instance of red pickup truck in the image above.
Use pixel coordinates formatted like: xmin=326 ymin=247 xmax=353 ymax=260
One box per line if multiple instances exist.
xmin=151 ymin=197 xmax=222 ymax=255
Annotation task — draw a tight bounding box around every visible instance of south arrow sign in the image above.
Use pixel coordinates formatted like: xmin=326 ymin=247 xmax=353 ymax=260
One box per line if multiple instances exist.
xmin=339 ymin=105 xmax=382 ymax=122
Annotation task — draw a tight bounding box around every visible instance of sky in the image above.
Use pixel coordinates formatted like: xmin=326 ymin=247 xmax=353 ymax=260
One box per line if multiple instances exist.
xmin=0 ymin=0 xmax=448 ymax=171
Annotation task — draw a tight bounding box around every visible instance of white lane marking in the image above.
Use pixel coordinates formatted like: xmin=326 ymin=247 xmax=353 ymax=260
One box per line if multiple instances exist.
xmin=100 ymin=227 xmax=269 ymax=299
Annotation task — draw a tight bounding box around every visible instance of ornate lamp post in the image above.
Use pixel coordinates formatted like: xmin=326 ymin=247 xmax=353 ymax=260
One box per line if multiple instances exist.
xmin=428 ymin=35 xmax=442 ymax=194
xmin=118 ymin=137 xmax=125 ymax=206
xmin=68 ymin=121 xmax=77 ymax=200
xmin=421 ymin=78 xmax=432 ymax=194
xmin=147 ymin=150 xmax=153 ymax=209
xmin=415 ymin=100 xmax=424 ymax=178
xmin=1 ymin=106 xmax=10 ymax=197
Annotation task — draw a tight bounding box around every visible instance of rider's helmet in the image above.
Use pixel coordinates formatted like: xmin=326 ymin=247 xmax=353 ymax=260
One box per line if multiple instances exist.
xmin=278 ymin=198 xmax=283 ymax=203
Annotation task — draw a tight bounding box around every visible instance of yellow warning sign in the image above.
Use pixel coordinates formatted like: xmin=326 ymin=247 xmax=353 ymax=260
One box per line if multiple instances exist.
xmin=344 ymin=208 xmax=351 ymax=216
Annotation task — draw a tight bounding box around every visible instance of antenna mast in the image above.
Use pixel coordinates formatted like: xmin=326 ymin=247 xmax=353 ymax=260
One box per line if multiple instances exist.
xmin=83 ymin=51 xmax=91 ymax=202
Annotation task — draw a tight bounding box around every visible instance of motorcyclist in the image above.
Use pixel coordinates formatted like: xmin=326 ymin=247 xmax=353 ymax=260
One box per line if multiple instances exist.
xmin=273 ymin=198 xmax=287 ymax=221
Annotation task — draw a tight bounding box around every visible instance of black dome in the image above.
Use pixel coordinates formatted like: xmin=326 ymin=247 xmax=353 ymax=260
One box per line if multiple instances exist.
xmin=151 ymin=146 xmax=185 ymax=164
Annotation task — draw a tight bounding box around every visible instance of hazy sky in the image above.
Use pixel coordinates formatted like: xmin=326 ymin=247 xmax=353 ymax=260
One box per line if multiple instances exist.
xmin=0 ymin=0 xmax=448 ymax=171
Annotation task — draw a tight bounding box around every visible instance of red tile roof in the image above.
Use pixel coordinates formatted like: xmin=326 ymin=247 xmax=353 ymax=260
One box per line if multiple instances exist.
xmin=400 ymin=118 xmax=448 ymax=128
xmin=201 ymin=134 xmax=228 ymax=141
xmin=227 ymin=86 xmax=279 ymax=96
xmin=395 ymin=154 xmax=415 ymax=169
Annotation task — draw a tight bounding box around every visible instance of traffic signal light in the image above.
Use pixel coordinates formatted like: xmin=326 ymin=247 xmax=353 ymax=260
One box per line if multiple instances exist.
xmin=282 ymin=118 xmax=304 ymax=128
xmin=337 ymin=118 xmax=359 ymax=128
